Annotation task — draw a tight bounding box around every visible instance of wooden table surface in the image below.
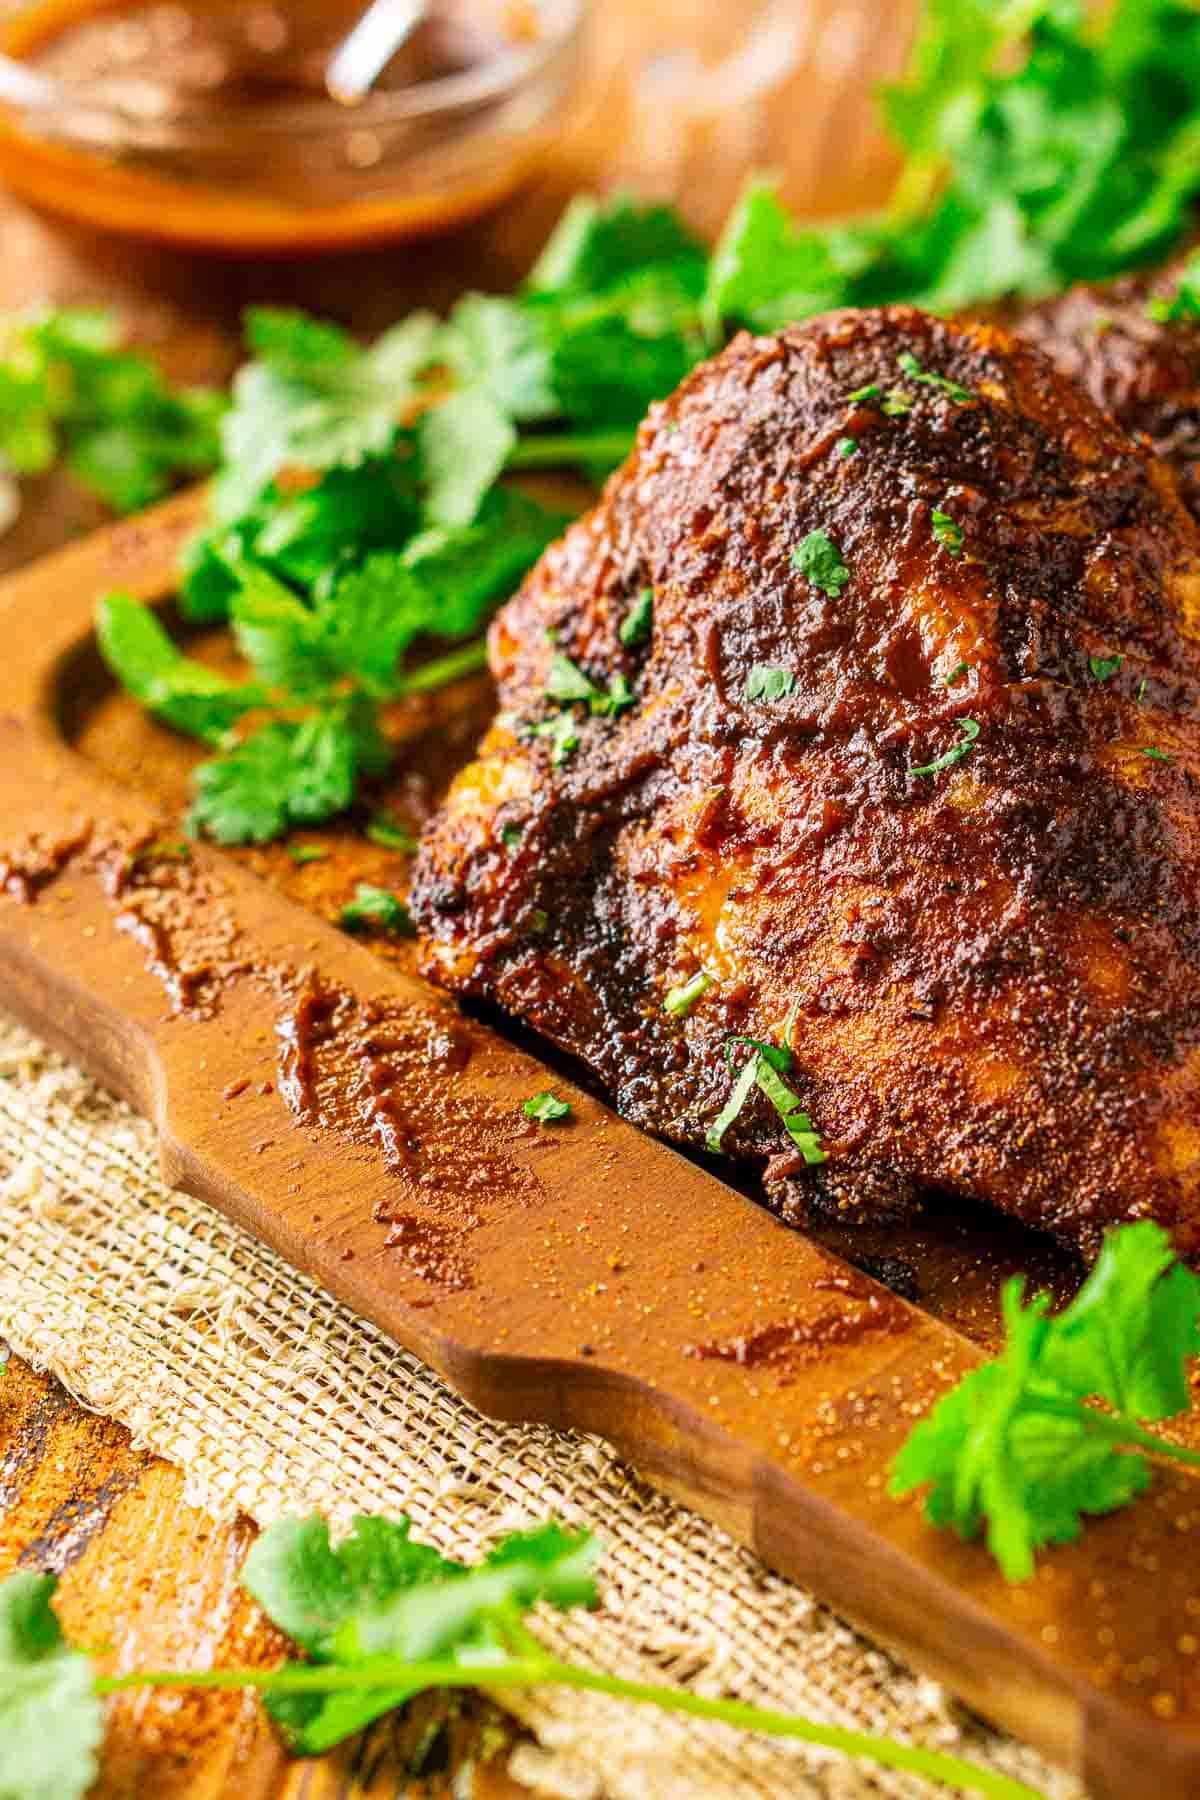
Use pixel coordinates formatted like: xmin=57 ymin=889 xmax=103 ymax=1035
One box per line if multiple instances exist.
xmin=0 ymin=4 xmax=915 ymax=1792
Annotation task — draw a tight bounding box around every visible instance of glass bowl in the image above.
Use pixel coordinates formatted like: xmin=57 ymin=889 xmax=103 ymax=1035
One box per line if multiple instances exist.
xmin=0 ymin=0 xmax=585 ymax=253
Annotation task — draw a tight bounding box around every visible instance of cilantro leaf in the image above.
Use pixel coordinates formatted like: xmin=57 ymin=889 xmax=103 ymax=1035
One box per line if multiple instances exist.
xmin=338 ymin=884 xmax=414 ymax=936
xmin=527 ymin=194 xmax=703 ymax=297
xmin=545 ymin=651 xmax=599 ymax=705
xmin=342 ymin=1522 xmax=598 ymax=1665
xmin=400 ymin=488 xmax=568 ymax=637
xmin=703 ymin=181 xmax=875 ymax=334
xmin=897 ymin=351 xmax=973 ymax=404
xmin=1040 ymin=1222 xmax=1200 ymax=1419
xmin=243 ymin=1517 xmax=597 ymax=1756
xmin=216 ymin=308 xmax=437 ymax=519
xmin=527 ymin=711 xmax=580 ymax=766
xmin=0 ymin=308 xmax=222 ymax=510
xmin=0 ymin=1571 xmax=102 ymax=1800
xmin=365 ymin=814 xmax=418 ymax=853
xmin=1090 ymin=653 xmax=1124 ymax=682
xmin=911 ymin=717 xmax=980 ymax=776
xmin=619 ymin=588 xmax=653 ymax=648
xmin=188 ymin=700 xmax=388 ymax=845
xmin=745 ymin=664 xmax=796 ymax=702
xmin=791 ymin=530 xmax=850 ymax=597
xmin=523 ymin=1091 xmax=572 ymax=1123
xmin=96 ymin=591 xmax=261 ymax=745
xmin=242 ymin=1515 xmax=458 ymax=1659
xmin=439 ymin=294 xmax=557 ymax=422
xmin=548 ymin=317 xmax=695 ymax=428
xmin=418 ymin=387 xmax=516 ymax=530
xmin=663 ymin=972 xmax=712 ymax=1018
xmin=226 ymin=552 xmax=442 ymax=699
xmin=242 ymin=1514 xmax=462 ymax=1752
xmin=544 ymin=652 xmax=635 ymax=719
xmin=243 ymin=307 xmax=359 ymax=376
xmin=931 ymin=508 xmax=964 ymax=555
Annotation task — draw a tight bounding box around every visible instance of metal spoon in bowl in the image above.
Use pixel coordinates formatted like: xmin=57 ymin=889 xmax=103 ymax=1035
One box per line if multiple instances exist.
xmin=325 ymin=0 xmax=430 ymax=104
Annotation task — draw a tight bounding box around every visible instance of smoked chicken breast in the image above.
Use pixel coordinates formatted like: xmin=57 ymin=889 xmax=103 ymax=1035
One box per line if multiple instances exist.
xmin=411 ymin=305 xmax=1200 ymax=1261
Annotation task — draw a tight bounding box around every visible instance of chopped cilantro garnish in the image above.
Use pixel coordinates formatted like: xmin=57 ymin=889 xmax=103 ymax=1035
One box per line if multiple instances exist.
xmin=897 ymin=351 xmax=973 ymax=404
xmin=881 ymin=389 xmax=915 ymax=417
xmin=500 ymin=823 xmax=523 ymax=851
xmin=1138 ymin=677 xmax=1148 ymax=704
xmin=545 ymin=652 xmax=598 ymax=705
xmin=1143 ymin=746 xmax=1172 ymax=761
xmin=523 ymin=1091 xmax=572 ymax=1123
xmin=931 ymin=509 xmax=964 ymax=556
xmin=910 ymin=717 xmax=980 ymax=778
xmin=365 ymin=815 xmax=419 ymax=853
xmin=944 ymin=661 xmax=971 ymax=686
xmin=745 ymin=664 xmax=796 ymax=702
xmin=528 ymin=711 xmax=581 ymax=766
xmin=1089 ymin=654 xmax=1124 ymax=682
xmin=544 ymin=652 xmax=635 ymax=720
xmin=286 ymin=843 xmax=328 ymax=865
xmin=619 ymin=587 xmax=654 ymax=648
xmin=664 ymin=972 xmax=713 ymax=1017
xmin=791 ymin=530 xmax=850 ymax=598
xmin=848 ymin=383 xmax=882 ymax=404
xmin=338 ymin=883 xmax=414 ymax=936
xmin=836 ymin=436 xmax=858 ymax=458
xmin=706 ymin=1034 xmax=826 ymax=1164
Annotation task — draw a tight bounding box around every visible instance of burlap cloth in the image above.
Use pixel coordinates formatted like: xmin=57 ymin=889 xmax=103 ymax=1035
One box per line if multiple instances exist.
xmin=0 ymin=1007 xmax=1078 ymax=1800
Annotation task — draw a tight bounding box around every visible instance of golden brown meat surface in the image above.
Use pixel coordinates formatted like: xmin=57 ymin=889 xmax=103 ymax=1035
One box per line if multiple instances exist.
xmin=411 ymin=306 xmax=1200 ymax=1260
xmin=1017 ymin=264 xmax=1200 ymax=519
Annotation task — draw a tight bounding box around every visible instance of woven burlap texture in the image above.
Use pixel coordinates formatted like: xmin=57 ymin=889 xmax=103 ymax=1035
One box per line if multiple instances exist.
xmin=0 ymin=1009 xmax=1076 ymax=1800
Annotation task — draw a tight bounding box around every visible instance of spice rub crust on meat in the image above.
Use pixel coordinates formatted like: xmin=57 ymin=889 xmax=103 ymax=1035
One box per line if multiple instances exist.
xmin=411 ymin=305 xmax=1200 ymax=1262
xmin=1017 ymin=261 xmax=1200 ymax=520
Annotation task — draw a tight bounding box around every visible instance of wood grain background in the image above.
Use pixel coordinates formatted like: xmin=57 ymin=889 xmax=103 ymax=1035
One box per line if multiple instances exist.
xmin=0 ymin=4 xmax=924 ymax=1794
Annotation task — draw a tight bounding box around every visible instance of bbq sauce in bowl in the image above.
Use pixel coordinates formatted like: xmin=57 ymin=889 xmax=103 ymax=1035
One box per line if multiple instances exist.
xmin=0 ymin=0 xmax=583 ymax=252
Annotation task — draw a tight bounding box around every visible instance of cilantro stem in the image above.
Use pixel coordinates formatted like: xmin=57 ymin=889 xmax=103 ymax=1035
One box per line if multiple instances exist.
xmin=393 ymin=637 xmax=489 ymax=695
xmin=94 ymin=1656 xmax=1044 ymax=1798
xmin=1026 ymin=1392 xmax=1200 ymax=1468
xmin=505 ymin=429 xmax=637 ymax=471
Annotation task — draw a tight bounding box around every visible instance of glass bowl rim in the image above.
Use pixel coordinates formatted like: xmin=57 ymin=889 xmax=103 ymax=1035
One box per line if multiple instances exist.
xmin=6 ymin=0 xmax=585 ymax=147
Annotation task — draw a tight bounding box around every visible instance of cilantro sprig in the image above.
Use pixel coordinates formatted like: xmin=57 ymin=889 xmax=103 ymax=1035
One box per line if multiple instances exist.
xmin=0 ymin=307 xmax=223 ymax=513
xmin=0 ymin=1516 xmax=1045 ymax=1800
xmin=704 ymin=3 xmax=1200 ymax=330
xmin=892 ymin=1223 xmax=1200 ymax=1582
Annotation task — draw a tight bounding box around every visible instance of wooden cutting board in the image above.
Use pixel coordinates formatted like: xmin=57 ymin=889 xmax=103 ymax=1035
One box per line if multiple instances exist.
xmin=2 ymin=495 xmax=1200 ymax=1800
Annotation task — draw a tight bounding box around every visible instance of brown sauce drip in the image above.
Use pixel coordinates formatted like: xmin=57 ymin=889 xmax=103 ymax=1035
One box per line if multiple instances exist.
xmin=274 ymin=967 xmax=539 ymax=1289
xmin=687 ymin=1274 xmax=906 ymax=1368
xmin=94 ymin=833 xmax=252 ymax=1016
